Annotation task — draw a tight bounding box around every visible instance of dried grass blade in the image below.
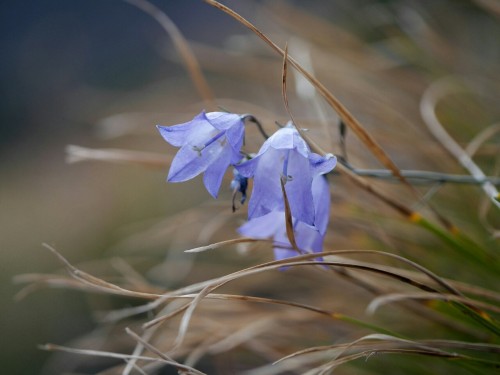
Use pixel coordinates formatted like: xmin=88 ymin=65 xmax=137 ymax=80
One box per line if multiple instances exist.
xmin=123 ymin=0 xmax=215 ymax=106
xmin=142 ymin=302 xmax=191 ymax=329
xmin=203 ymin=0 xmax=412 ymax=190
xmin=285 ymin=334 xmax=459 ymax=374
xmin=41 ymin=244 xmax=161 ymax=300
xmin=173 ymin=283 xmax=218 ymax=350
xmin=122 ymin=327 xmax=158 ymax=375
xmin=420 ymin=77 xmax=500 ymax=209
xmin=152 ymin=293 xmax=334 ymax=320
xmin=66 ymin=145 xmax=170 ymax=168
xmin=317 ymin=349 xmax=459 ymax=375
xmin=125 ymin=328 xmax=207 ymax=375
xmin=153 ymin=255 xmax=444 ymax=345
xmin=281 ymin=43 xmax=294 ymax=125
xmin=367 ymin=292 xmax=500 ymax=315
xmin=421 ymin=339 xmax=500 ymax=353
xmin=184 ymin=237 xmax=264 ymax=253
xmin=14 ymin=275 xmax=99 ymax=301
xmin=208 ymin=318 xmax=274 ymax=354
xmin=40 ymin=343 xmax=168 ymax=365
xmin=280 ymin=177 xmax=298 ymax=250
xmin=465 ymin=123 xmax=500 ymax=157
xmin=280 ymin=42 xmax=327 ymax=168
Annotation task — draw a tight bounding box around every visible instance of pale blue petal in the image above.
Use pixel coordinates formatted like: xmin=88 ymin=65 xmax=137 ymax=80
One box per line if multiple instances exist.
xmin=312 ymin=175 xmax=330 ymax=235
xmin=268 ymin=127 xmax=295 ymax=150
xmin=235 ymin=156 xmax=260 ymax=178
xmin=247 ymin=148 xmax=284 ymax=219
xmin=157 ymin=122 xmax=196 ymax=147
xmin=273 ymin=233 xmax=298 ymax=261
xmin=238 ymin=211 xmax=283 ymax=238
xmin=292 ymin=131 xmax=311 ymax=157
xmin=285 ymin=150 xmax=315 ymax=225
xmin=308 ymin=153 xmax=337 ymax=177
xmin=167 ymin=139 xmax=223 ymax=182
xmin=266 ymin=217 xmax=296 ymax=261
xmin=225 ymin=121 xmax=245 ymax=158
xmin=206 ymin=112 xmax=243 ymax=130
xmin=157 ymin=112 xmax=208 ymax=147
xmin=203 ymin=145 xmax=233 ymax=198
xmin=296 ymin=222 xmax=324 ymax=253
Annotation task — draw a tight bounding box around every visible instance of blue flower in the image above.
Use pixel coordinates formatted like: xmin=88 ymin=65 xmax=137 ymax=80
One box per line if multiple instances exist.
xmin=236 ymin=125 xmax=336 ymax=228
xmin=157 ymin=111 xmax=244 ymax=198
xmin=238 ymin=175 xmax=330 ymax=260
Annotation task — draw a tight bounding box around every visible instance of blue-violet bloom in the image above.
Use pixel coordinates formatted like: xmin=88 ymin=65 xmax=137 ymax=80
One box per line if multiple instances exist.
xmin=157 ymin=111 xmax=244 ymax=198
xmin=236 ymin=125 xmax=336 ymax=228
xmin=238 ymin=175 xmax=330 ymax=260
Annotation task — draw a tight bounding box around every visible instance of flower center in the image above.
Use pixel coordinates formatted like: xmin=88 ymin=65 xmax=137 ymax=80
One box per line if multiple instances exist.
xmin=192 ymin=130 xmax=225 ymax=156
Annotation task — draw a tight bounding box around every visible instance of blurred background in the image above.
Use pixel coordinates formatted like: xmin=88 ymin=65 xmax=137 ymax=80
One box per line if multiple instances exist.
xmin=1 ymin=0 xmax=498 ymax=374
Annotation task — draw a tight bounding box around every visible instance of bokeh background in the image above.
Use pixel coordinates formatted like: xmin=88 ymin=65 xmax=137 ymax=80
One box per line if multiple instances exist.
xmin=1 ymin=1 xmax=242 ymax=373
xmin=1 ymin=1 xmax=498 ymax=374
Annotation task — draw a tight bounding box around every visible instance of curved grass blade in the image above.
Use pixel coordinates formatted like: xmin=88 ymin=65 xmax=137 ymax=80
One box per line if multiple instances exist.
xmin=123 ymin=0 xmax=215 ymax=106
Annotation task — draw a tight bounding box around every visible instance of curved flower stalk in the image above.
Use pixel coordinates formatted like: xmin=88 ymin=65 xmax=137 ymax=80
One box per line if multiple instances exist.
xmin=238 ymin=175 xmax=330 ymax=260
xmin=157 ymin=111 xmax=244 ymax=198
xmin=236 ymin=124 xmax=336 ymax=228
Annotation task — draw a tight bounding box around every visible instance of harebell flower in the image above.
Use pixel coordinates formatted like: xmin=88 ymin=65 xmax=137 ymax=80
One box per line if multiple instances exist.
xmin=157 ymin=111 xmax=244 ymax=198
xmin=236 ymin=124 xmax=336 ymax=229
xmin=238 ymin=175 xmax=330 ymax=260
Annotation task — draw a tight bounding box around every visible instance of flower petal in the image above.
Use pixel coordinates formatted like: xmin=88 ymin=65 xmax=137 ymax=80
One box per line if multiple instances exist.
xmin=167 ymin=138 xmax=224 ymax=182
xmin=206 ymin=112 xmax=243 ymax=131
xmin=156 ymin=112 xmax=207 ymax=147
xmin=312 ymin=175 xmax=330 ymax=235
xmin=285 ymin=149 xmax=315 ymax=225
xmin=238 ymin=211 xmax=283 ymax=238
xmin=308 ymin=152 xmax=337 ymax=177
xmin=273 ymin=234 xmax=298 ymax=261
xmin=295 ymin=222 xmax=324 ymax=253
xmin=268 ymin=127 xmax=295 ymax=150
xmin=203 ymin=145 xmax=233 ymax=198
xmin=292 ymin=131 xmax=310 ymax=158
xmin=246 ymin=147 xmax=284 ymax=219
xmin=235 ymin=156 xmax=260 ymax=178
xmin=225 ymin=121 xmax=245 ymax=160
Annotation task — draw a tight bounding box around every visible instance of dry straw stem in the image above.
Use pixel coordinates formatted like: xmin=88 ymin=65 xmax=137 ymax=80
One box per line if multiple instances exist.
xmin=123 ymin=0 xmax=215 ymax=107
xmin=203 ymin=0 xmax=465 ymax=235
xmin=17 ymin=247 xmax=489 ymax=337
xmin=465 ymin=123 xmax=500 ymax=158
xmin=66 ymin=145 xmax=170 ymax=168
xmin=276 ymin=333 xmax=458 ymax=365
xmin=421 ymin=77 xmax=500 ymax=209
xmin=280 ymin=175 xmax=299 ymax=251
xmin=123 ymin=325 xmax=158 ymax=375
xmin=34 ymin=246 xmax=438 ymax=306
xmin=184 ymin=237 xmax=265 ymax=253
xmin=271 ymin=334 xmax=500 ymax=374
xmin=345 ymin=167 xmax=500 ymax=185
xmin=26 ymin=246 xmax=500 ymax=370
xmin=203 ymin=0 xmax=418 ymax=195
xmin=148 ymin=253 xmax=467 ymax=350
xmin=40 ymin=344 xmax=206 ymax=375
xmin=367 ymin=292 xmax=500 ymax=316
xmin=32 ymin=243 xmax=498 ymax=328
xmin=189 ymin=248 xmax=457 ymax=306
xmin=125 ymin=328 xmax=206 ymax=375
xmin=153 ymin=248 xmax=498 ymax=340
xmin=39 ymin=243 xmax=160 ymax=300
